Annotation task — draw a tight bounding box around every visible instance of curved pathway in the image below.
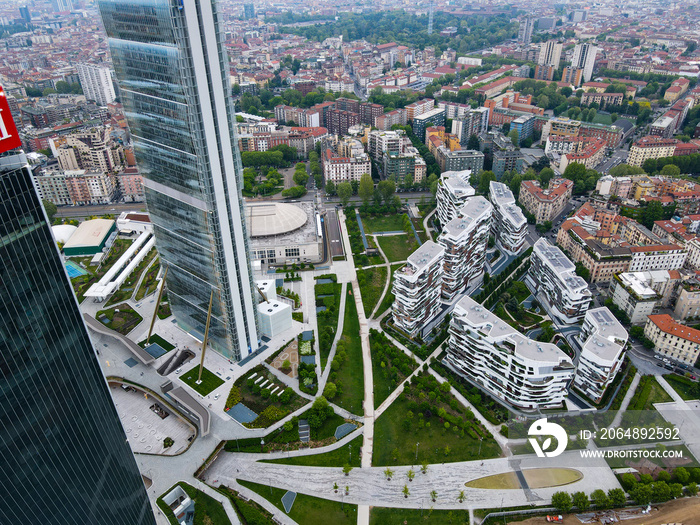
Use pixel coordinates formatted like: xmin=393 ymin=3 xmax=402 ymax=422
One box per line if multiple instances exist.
xmin=131 ymin=254 xmax=159 ymax=302
xmin=422 ymin=206 xmax=436 ymax=240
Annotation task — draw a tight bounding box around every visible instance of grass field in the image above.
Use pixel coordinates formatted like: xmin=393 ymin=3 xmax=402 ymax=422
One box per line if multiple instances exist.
xmin=219 ymin=486 xmax=276 ymax=525
xmin=369 ymin=507 xmax=469 ymax=524
xmin=238 ymin=480 xmax=357 ymax=525
xmin=592 ymin=113 xmax=614 ymax=125
xmin=135 ymin=257 xmax=160 ymax=300
xmin=663 ymin=374 xmax=698 ymax=401
xmin=372 ymin=372 xmax=501 ymax=467
xmin=71 ymin=238 xmax=133 ymax=303
xmin=360 ymin=213 xmax=406 ymax=233
xmin=376 ymin=264 xmax=401 ymax=317
xmin=333 ymin=289 xmax=365 ymax=415
xmin=157 ymin=482 xmax=231 ymax=525
xmin=377 ymin=233 xmax=418 ymax=263
xmin=262 ymin=434 xmax=363 ymax=467
xmin=137 ymin=333 xmax=175 ymax=351
xmin=315 ymin=276 xmax=342 ymax=369
xmin=357 ymin=266 xmax=387 ymax=317
xmin=629 ymin=375 xmax=673 ymax=411
xmin=180 ymin=365 xmax=225 ymax=396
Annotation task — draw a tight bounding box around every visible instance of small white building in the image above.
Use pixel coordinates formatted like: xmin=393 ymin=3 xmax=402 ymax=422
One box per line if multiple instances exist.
xmin=257 ymin=301 xmax=292 ymax=338
xmin=610 ymin=272 xmax=659 ymax=324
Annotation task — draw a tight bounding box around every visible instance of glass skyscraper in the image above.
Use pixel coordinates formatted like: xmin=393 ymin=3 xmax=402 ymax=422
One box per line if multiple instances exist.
xmin=0 ymin=151 xmax=155 ymax=524
xmin=98 ymin=0 xmax=259 ymax=360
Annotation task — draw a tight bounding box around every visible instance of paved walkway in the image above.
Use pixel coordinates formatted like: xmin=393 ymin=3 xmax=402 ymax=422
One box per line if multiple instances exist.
xmin=204 ymin=450 xmax=620 ymax=512
xmin=611 ymin=372 xmax=641 ymax=428
xmin=421 ymin=206 xmax=436 ymax=240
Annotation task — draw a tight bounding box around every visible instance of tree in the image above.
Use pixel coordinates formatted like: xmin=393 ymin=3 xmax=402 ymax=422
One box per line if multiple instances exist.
xmin=457 ymin=490 xmax=466 ymax=503
xmin=590 ymin=489 xmax=609 ymax=509
xmin=607 ymin=488 xmax=626 ymax=508
xmin=467 ymin=134 xmax=480 ymax=150
xmin=407 ymin=469 xmax=415 ymax=481
xmin=430 ymin=490 xmax=438 ymax=502
xmin=508 ymin=129 xmax=520 ymax=147
xmin=629 ymin=483 xmax=653 ymax=505
xmin=551 ymin=491 xmax=572 ymax=513
xmin=641 ymin=200 xmax=664 ymax=229
xmin=337 ymin=182 xmax=353 ymax=206
xmin=384 ymin=467 xmax=394 ymax=480
xmin=343 ymin=464 xmax=353 ymax=476
xmin=293 ymin=170 xmax=309 ymax=186
xmin=421 ymin=460 xmax=429 ymax=474
xmin=572 ymin=491 xmax=589 ymax=511
xmin=660 ymin=164 xmax=681 ymax=176
xmin=477 ymin=170 xmax=496 ymax=195
xmin=326 ymin=180 xmax=336 ymax=195
xmin=42 ymin=199 xmax=57 ymax=221
xmin=687 ymin=482 xmax=698 ymax=496
xmin=575 ymin=262 xmax=590 ymax=281
xmin=539 ymin=167 xmax=554 ymax=186
xmin=674 ymin=466 xmax=690 ymax=484
xmin=402 ymin=484 xmax=410 ymax=498
xmin=323 ymin=382 xmax=337 ymax=399
xmin=358 ymin=173 xmax=374 ymax=205
xmin=377 ymin=179 xmax=395 ymax=202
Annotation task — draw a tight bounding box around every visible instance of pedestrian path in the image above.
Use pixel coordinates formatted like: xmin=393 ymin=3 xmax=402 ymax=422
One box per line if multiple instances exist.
xmin=298 ymin=419 xmax=310 ymax=443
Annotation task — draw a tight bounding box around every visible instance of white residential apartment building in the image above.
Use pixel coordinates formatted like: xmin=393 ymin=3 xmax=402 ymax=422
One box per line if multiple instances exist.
xmin=33 ymin=169 xmax=118 ymax=206
xmin=610 ymin=272 xmax=660 ymax=324
xmin=570 ymin=43 xmax=599 ymax=84
xmin=526 ymin=238 xmax=592 ymax=324
xmin=321 ymin=147 xmax=371 ymax=184
xmin=436 ymin=170 xmax=475 ymax=226
xmin=489 ymin=181 xmax=527 ymax=256
xmin=77 ymin=63 xmax=117 ymax=106
xmin=628 ymin=245 xmax=687 ymax=272
xmin=446 ymin=296 xmax=575 ymax=410
xmin=367 ymin=130 xmax=403 ymax=161
xmin=574 ymin=307 xmax=628 ymax=403
xmin=392 ymin=241 xmax=444 ymax=339
xmin=437 ymin=196 xmax=493 ymax=302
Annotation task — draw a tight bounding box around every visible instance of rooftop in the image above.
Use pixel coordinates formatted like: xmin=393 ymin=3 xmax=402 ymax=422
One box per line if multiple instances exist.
xmin=246 ymin=201 xmax=319 ymax=248
xmin=617 ymin=272 xmax=659 ymax=300
xmin=441 ymin=197 xmax=492 ymax=237
xmin=401 ymin=240 xmax=444 ymax=276
xmin=455 ymin=296 xmax=573 ymax=365
xmin=648 ymin=314 xmax=700 ymax=345
xmin=585 ymin=307 xmax=628 ymax=344
xmin=63 ymin=219 xmax=115 ymax=249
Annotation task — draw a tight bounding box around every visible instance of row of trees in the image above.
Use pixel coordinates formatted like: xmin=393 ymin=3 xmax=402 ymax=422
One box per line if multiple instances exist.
xmin=643 ymin=153 xmax=700 ymax=176
xmin=551 ymin=488 xmax=627 ymax=513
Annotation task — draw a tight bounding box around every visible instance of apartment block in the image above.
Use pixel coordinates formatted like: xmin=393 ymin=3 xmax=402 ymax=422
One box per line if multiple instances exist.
xmin=580 ymin=92 xmax=624 ymax=108
xmin=33 ymin=169 xmax=117 ymax=206
xmin=322 ymin=147 xmax=371 ymax=184
xmin=405 ymin=98 xmax=436 ymax=121
xmin=327 ymin=109 xmax=360 ymax=136
xmin=574 ymin=308 xmax=628 ymax=403
xmin=674 ymin=283 xmax=700 ymax=320
xmin=54 ymin=126 xmax=124 ymax=173
xmin=437 ymin=196 xmax=493 ymax=301
xmin=489 ymin=181 xmax=527 ymax=255
xmin=628 ymin=136 xmax=679 ymax=167
xmin=628 ymin=244 xmax=687 ymax=272
xmin=519 ymin=178 xmax=573 ymax=224
xmin=436 ymin=170 xmax=476 ymax=225
xmin=392 ymin=241 xmax=445 ymax=339
xmin=412 ymin=108 xmax=446 ymax=141
xmin=76 ymin=63 xmax=116 ymax=106
xmin=375 ymin=108 xmax=407 ymax=130
xmin=115 ymin=167 xmax=144 ymax=202
xmin=644 ymin=314 xmax=700 ymax=365
xmin=610 ymin=272 xmax=659 ymax=324
xmin=446 ymin=296 xmax=575 ymax=410
xmin=526 ymin=238 xmax=592 ymax=324
xmin=435 ymin=147 xmax=485 ymax=174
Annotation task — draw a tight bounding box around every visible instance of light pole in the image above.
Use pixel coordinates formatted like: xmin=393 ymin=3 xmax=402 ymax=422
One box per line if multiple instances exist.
xmin=261 ymin=438 xmax=265 ymax=453
xmin=478 ymin=437 xmax=483 ymax=458
xmin=415 ymin=442 xmax=419 ymax=462
xmin=349 ymin=444 xmax=352 ymax=464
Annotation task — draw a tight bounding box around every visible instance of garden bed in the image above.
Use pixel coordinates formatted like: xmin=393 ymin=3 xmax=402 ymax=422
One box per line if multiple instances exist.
xmin=370 ymin=328 xmax=417 ymax=409
xmin=315 ymin=274 xmax=342 ymax=368
xmin=95 ymin=303 xmax=143 ymax=336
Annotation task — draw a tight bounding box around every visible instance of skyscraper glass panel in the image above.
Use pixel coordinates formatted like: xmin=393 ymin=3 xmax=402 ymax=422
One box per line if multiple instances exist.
xmin=98 ymin=0 xmax=259 ymax=360
xmin=0 ymin=153 xmax=155 ymax=524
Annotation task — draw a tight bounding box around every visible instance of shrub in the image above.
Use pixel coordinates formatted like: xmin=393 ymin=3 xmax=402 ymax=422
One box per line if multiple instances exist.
xmin=225 ymin=385 xmax=241 ymax=409
xmin=163 ymin=437 xmax=174 ymax=448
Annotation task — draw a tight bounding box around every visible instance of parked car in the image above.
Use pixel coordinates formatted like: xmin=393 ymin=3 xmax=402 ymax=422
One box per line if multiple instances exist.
xmin=654 ymin=354 xmax=662 ymax=360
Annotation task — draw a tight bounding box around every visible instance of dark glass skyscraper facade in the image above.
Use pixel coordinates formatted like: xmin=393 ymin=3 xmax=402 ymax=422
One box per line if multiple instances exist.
xmin=0 ymin=152 xmax=155 ymax=524
xmin=97 ymin=0 xmax=260 ymax=360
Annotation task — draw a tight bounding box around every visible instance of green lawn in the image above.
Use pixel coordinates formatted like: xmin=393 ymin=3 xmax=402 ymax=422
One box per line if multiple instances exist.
xmin=219 ymin=486 xmax=276 ymax=525
xmin=357 ymin=266 xmax=387 ymax=317
xmin=332 ymin=289 xmax=365 ymax=415
xmin=238 ymin=480 xmax=357 ymax=525
xmin=138 ymin=333 xmax=175 ymax=351
xmin=376 ymin=264 xmax=401 ymax=317
xmin=157 ymin=482 xmax=231 ymax=525
xmin=262 ymin=435 xmax=363 ymax=467
xmin=373 ymin=372 xmax=501 ymax=467
xmin=95 ymin=303 xmax=143 ymax=336
xmin=628 ymin=375 xmax=673 ymax=411
xmin=592 ymin=113 xmax=613 ymax=125
xmin=377 ymin=233 xmax=419 ymax=263
xmin=370 ymin=329 xmax=417 ymax=409
xmin=360 ymin=213 xmax=406 ymax=233
xmin=180 ymin=365 xmax=225 ymax=396
xmin=662 ymin=374 xmax=698 ymax=401
xmin=369 ymin=507 xmax=470 ymax=524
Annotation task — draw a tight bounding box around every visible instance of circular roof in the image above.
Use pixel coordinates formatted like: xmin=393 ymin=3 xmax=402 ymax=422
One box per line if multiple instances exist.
xmin=52 ymin=224 xmax=78 ymax=244
xmin=246 ymin=203 xmax=307 ymax=237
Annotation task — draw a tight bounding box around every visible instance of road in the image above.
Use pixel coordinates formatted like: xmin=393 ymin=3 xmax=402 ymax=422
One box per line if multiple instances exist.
xmin=55 ymin=202 xmax=144 ymax=218
xmin=595 ymin=149 xmax=629 ymax=174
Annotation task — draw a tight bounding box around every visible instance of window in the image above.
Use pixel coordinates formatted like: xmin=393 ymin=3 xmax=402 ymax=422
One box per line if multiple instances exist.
xmin=285 ymin=247 xmax=300 ymax=258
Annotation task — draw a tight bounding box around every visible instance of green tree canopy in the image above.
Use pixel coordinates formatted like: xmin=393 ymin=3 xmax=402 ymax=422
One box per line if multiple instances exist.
xmin=358 ymin=173 xmax=374 ymax=205
xmin=337 ymin=182 xmax=353 ymax=206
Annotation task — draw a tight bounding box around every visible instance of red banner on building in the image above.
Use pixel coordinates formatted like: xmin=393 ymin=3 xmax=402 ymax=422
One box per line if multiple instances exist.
xmin=0 ymin=85 xmax=22 ymax=153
